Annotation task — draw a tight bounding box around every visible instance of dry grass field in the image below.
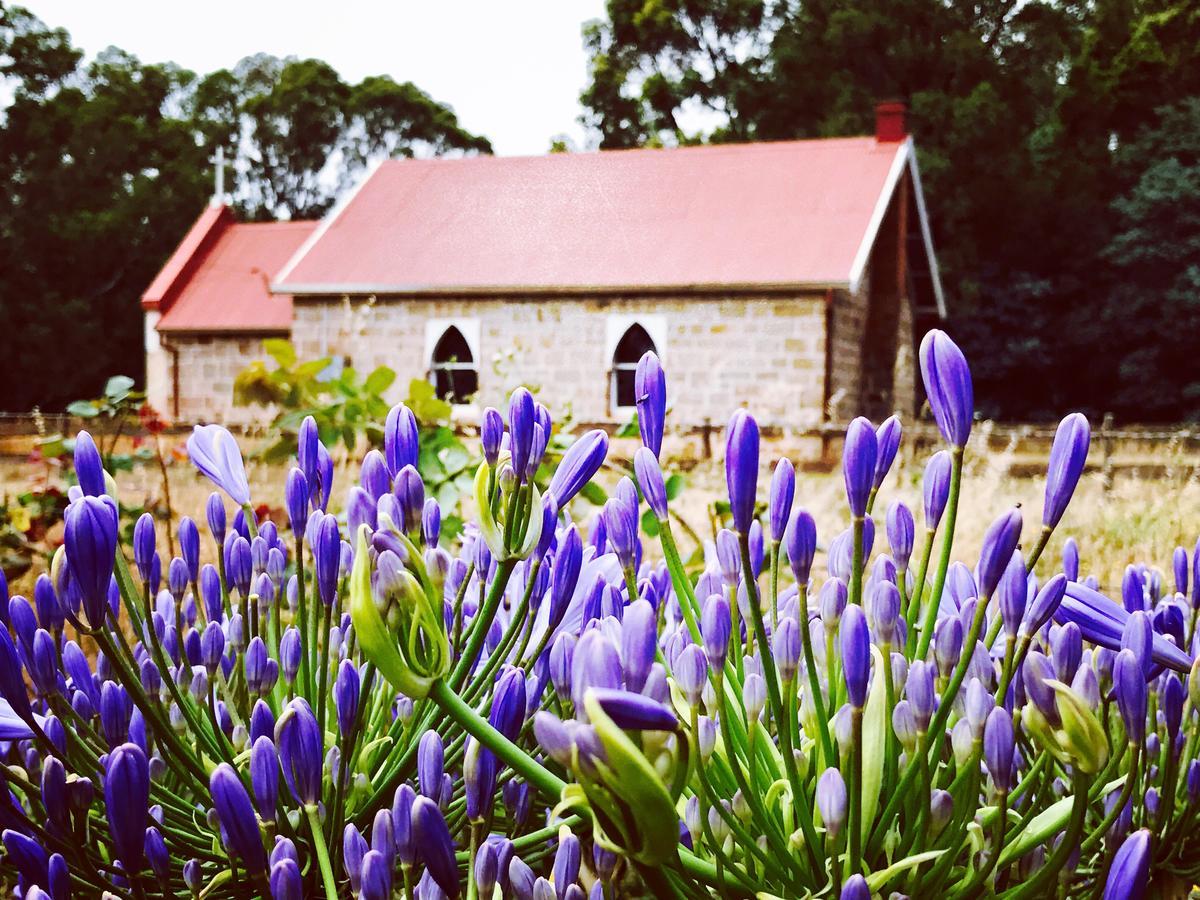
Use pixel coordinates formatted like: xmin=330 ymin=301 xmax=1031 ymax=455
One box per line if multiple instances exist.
xmin=4 ymin=421 xmax=1198 ymax=599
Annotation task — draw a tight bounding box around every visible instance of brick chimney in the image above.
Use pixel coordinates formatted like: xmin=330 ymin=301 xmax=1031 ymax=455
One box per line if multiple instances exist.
xmin=875 ymin=101 xmax=907 ymax=143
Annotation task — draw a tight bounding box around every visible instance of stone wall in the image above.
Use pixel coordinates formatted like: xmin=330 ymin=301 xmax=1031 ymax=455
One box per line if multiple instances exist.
xmin=292 ymin=293 xmax=831 ymax=430
xmin=157 ymin=334 xmax=276 ymax=427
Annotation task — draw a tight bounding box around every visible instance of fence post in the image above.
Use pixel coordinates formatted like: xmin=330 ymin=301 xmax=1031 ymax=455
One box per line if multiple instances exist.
xmin=1100 ymin=412 xmax=1115 ymax=491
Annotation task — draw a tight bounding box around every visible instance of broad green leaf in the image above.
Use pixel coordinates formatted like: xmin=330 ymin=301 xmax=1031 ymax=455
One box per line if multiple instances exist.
xmin=104 ymin=374 xmax=134 ymax=400
xmin=996 ymin=795 xmax=1073 ymax=870
xmin=640 ymin=509 xmax=660 ymax=538
xmin=860 ymin=644 xmax=887 ymax=842
xmin=584 ymin=692 xmax=680 ymax=865
xmin=263 ymin=338 xmax=296 ymax=368
xmin=66 ymin=400 xmax=98 ymax=418
xmin=363 ymin=366 xmax=396 ymax=396
xmin=665 ymin=473 xmax=687 ymax=500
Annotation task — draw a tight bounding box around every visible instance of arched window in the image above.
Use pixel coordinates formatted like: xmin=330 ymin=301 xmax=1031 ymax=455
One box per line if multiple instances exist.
xmin=610 ymin=323 xmax=657 ymax=409
xmin=430 ymin=326 xmax=478 ymax=404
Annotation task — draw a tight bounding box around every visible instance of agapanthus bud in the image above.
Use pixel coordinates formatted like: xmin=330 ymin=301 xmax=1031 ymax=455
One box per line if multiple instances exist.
xmin=1051 ymin=621 xmax=1083 ymax=683
xmin=995 ymin=549 xmax=1026 ymax=639
xmin=977 ymin=509 xmax=1023 ymax=599
xmin=785 ymin=509 xmax=817 ymax=588
xmin=489 ymin=666 xmax=527 ymax=742
xmin=210 ymin=762 xmax=267 ymax=875
xmin=64 ymin=495 xmax=118 ymax=627
xmin=1102 ymin=828 xmax=1150 ymax=900
xmin=412 ymin=796 xmax=458 ymax=897
xmin=393 ymin=465 xmax=425 ymax=535
xmin=983 ymin=706 xmax=1014 ymax=791
xmin=861 ymin=408 xmax=897 ymax=492
xmin=674 ymin=644 xmax=708 ymax=707
xmin=269 ymin=858 xmax=302 ymax=900
xmin=134 ymin=512 xmax=157 ymax=584
xmin=1121 ymin=611 xmax=1153 ymax=677
xmin=250 ymin=736 xmax=279 ymax=823
xmin=633 ymin=448 xmax=668 ymax=521
xmin=74 ymin=429 xmax=106 ymax=496
xmin=764 ymin=457 xmax=795 ymax=543
xmin=725 ymin=409 xmax=759 ymax=534
xmin=547 ymin=430 xmax=609 ymax=509
xmin=1162 ymin=675 xmax=1185 ymax=742
xmin=274 ymin=699 xmax=323 ymax=808
xmin=335 ymin=660 xmax=360 ymax=738
xmin=701 ymin=594 xmax=731 ymax=671
xmin=105 ymin=742 xmax=150 ymax=872
xmin=840 ymin=604 xmax=870 ymax=709
xmin=922 ymin=450 xmax=952 ymax=531
xmin=744 ymin=673 xmax=767 ymax=721
xmin=842 ymin=417 xmax=877 ymax=518
xmin=841 ymin=874 xmax=870 ymax=900
xmin=1043 ymin=413 xmax=1090 ymax=527
xmin=820 ymin=578 xmax=848 ymax=629
xmin=773 ymin=615 xmax=801 ymax=682
xmin=885 ymin=501 xmax=914 ymax=570
xmin=871 ymin=581 xmax=901 ymax=645
xmin=383 ymin=403 xmax=418 ymax=478
xmin=313 ymin=513 xmax=341 ymax=607
xmin=919 ymin=329 xmax=973 ymax=447
xmin=188 ymin=424 xmax=251 ymax=505
xmin=934 ymin=614 xmax=963 ymax=679
xmin=1122 ymin=566 xmax=1146 ymax=614
xmin=571 ymin=629 xmax=622 ymax=713
xmin=816 ymin=767 xmax=847 ymax=839
xmin=1022 ymin=573 xmax=1067 ymax=639
xmin=603 ymin=494 xmax=638 ymax=570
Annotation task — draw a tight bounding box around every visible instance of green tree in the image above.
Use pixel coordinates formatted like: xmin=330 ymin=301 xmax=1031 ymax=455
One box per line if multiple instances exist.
xmin=580 ymin=0 xmax=1200 ymax=420
xmin=0 ymin=6 xmax=491 ymax=410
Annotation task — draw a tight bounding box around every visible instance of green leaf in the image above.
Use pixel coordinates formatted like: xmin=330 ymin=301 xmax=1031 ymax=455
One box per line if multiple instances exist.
xmin=103 ymin=375 xmax=135 ymax=400
xmin=578 ymin=481 xmax=608 ymax=506
xmin=996 ymin=795 xmax=1073 ymax=870
xmin=264 ymin=338 xmax=296 ymax=368
xmin=665 ymin=473 xmax=687 ymax=500
xmin=640 ymin=508 xmax=660 ymax=538
xmin=860 ymin=644 xmax=887 ymax=842
xmin=66 ymin=401 xmax=99 ymax=418
xmin=363 ymin=366 xmax=396 ymax=396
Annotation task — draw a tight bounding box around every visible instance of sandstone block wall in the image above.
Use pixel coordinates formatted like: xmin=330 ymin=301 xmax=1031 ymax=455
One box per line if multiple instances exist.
xmin=292 ymin=293 xmax=831 ymax=430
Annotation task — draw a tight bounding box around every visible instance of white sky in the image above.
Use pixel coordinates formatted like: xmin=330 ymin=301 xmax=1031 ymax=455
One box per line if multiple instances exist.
xmin=23 ymin=0 xmax=609 ymax=155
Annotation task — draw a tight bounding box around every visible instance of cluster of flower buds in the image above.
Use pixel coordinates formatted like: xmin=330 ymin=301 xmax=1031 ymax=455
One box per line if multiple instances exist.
xmin=0 ymin=330 xmax=1195 ymax=900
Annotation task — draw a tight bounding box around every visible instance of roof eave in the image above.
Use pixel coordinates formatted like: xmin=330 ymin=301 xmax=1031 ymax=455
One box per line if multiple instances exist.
xmin=845 ymin=138 xmax=947 ymax=319
xmin=271 ymin=280 xmax=850 ymax=298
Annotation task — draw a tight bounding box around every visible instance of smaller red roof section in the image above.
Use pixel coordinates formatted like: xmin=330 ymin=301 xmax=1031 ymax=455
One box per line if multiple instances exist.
xmin=145 ymin=206 xmax=316 ymax=333
xmin=274 ymin=137 xmax=909 ymax=294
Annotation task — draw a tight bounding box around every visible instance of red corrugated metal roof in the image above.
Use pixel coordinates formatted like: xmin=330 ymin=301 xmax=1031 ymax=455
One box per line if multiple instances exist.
xmin=155 ymin=219 xmax=317 ymax=333
xmin=142 ymin=204 xmax=231 ymax=310
xmin=274 ymin=137 xmax=909 ymax=294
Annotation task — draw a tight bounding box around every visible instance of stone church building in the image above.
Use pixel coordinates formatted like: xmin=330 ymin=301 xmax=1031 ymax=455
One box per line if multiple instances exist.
xmin=142 ymin=103 xmax=944 ymax=432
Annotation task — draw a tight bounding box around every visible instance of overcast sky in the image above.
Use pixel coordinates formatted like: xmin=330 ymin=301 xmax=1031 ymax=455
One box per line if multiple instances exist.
xmin=25 ymin=0 xmax=609 ymax=155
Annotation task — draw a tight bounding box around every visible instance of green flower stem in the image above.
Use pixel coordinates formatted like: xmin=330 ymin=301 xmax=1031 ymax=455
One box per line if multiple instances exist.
xmin=881 ymin=639 xmax=898 ymax=793
xmin=869 ymin=577 xmax=987 ymax=857
xmin=957 ymin=790 xmax=1008 ymax=899
xmin=658 ymin=521 xmax=702 ymax=644
xmin=1080 ymin=744 xmax=1139 ymax=855
xmin=915 ymin=447 xmax=963 ymax=661
xmin=738 ymin=534 xmax=823 ymax=883
xmin=305 ymin=805 xmax=340 ymax=899
xmin=115 ymin=551 xmax=229 ymax=764
xmin=92 ymin=629 xmax=211 ymax=791
xmin=848 ymin=705 xmax=864 ymax=876
xmin=428 ymin=678 xmax=564 ymax=799
xmin=449 ymin=558 xmax=518 ymax=693
xmin=294 ymin=536 xmax=312 ymax=700
xmin=316 ymin=599 xmax=334 ymax=735
xmin=1025 ymin=525 xmax=1052 ymax=574
xmin=798 ymin=582 xmax=836 ymax=768
xmin=451 ymin=562 xmax=475 ymax=653
xmin=848 ymin=515 xmax=865 ymax=609
xmin=904 ymin=530 xmax=937 ymax=654
xmin=1001 ymin=771 xmax=1091 ymax=899
xmin=918 ymin=746 xmax=981 ymax=894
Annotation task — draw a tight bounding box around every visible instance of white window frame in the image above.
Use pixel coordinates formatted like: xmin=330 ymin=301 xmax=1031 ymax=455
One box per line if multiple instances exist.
xmin=605 ymin=314 xmax=667 ymax=413
xmin=425 ymin=318 xmax=481 ymax=407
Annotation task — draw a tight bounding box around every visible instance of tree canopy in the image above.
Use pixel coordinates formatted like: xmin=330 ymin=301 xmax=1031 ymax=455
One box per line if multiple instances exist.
xmin=582 ymin=0 xmax=1200 ymax=421
xmin=0 ymin=6 xmax=489 ymax=412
